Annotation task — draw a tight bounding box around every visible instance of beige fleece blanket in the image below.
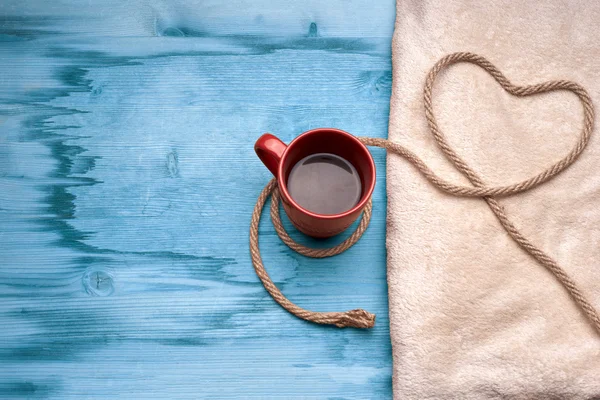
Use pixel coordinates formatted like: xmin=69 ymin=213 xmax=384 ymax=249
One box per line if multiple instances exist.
xmin=387 ymin=0 xmax=600 ymax=398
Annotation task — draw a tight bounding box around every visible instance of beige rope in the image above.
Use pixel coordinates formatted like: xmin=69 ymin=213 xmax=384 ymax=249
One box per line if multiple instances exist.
xmin=249 ymin=52 xmax=600 ymax=333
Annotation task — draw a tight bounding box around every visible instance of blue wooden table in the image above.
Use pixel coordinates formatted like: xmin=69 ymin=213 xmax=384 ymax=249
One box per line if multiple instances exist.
xmin=0 ymin=1 xmax=395 ymax=398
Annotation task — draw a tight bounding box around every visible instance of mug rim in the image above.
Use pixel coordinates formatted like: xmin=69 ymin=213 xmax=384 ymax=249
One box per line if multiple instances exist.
xmin=276 ymin=128 xmax=376 ymax=220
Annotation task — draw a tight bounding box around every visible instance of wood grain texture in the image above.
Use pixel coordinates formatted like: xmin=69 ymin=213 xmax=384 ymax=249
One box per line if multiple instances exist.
xmin=0 ymin=1 xmax=395 ymax=398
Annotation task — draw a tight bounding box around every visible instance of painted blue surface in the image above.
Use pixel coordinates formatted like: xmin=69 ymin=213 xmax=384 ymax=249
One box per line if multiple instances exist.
xmin=0 ymin=1 xmax=395 ymax=398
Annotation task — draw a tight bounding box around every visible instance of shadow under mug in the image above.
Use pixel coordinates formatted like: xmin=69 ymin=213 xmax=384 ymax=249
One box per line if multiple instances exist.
xmin=254 ymin=128 xmax=376 ymax=238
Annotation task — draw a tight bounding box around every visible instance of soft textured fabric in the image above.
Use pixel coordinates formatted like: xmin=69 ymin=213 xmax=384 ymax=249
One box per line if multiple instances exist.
xmin=387 ymin=1 xmax=600 ymax=398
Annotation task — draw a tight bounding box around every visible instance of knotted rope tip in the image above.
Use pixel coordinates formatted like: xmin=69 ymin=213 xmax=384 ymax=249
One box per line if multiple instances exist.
xmin=334 ymin=309 xmax=376 ymax=329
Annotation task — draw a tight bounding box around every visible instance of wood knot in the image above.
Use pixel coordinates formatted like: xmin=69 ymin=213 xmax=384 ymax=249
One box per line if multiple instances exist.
xmin=83 ymin=269 xmax=115 ymax=296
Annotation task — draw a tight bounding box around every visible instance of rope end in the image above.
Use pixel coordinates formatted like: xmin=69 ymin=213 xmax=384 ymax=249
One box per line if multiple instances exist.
xmin=335 ymin=309 xmax=376 ymax=329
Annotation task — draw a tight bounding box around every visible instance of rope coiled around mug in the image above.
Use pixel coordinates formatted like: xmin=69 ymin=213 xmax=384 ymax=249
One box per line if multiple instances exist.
xmin=249 ymin=52 xmax=600 ymax=333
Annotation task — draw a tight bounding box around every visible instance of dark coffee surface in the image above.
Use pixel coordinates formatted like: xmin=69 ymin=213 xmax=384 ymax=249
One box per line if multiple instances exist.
xmin=287 ymin=153 xmax=362 ymax=215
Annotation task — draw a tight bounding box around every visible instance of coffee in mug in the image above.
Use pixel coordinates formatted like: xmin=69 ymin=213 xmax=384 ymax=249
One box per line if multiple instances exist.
xmin=287 ymin=153 xmax=362 ymax=215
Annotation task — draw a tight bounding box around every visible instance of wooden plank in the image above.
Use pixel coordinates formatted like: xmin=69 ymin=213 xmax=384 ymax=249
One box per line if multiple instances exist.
xmin=0 ymin=1 xmax=395 ymax=398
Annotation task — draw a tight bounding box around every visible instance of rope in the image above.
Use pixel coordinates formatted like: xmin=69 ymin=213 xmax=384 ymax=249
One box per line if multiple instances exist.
xmin=249 ymin=52 xmax=600 ymax=333
xmin=249 ymin=179 xmax=375 ymax=328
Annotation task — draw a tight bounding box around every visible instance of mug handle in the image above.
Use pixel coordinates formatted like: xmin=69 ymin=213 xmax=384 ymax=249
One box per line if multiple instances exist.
xmin=254 ymin=133 xmax=287 ymax=177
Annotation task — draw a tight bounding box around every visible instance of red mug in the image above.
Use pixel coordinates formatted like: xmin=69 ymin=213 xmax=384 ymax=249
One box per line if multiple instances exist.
xmin=254 ymin=128 xmax=376 ymax=238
